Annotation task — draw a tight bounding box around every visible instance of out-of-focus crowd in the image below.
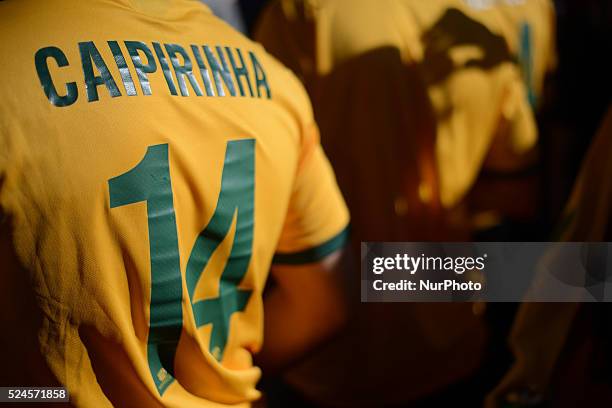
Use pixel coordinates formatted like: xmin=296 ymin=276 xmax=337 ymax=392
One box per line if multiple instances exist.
xmin=205 ymin=0 xmax=612 ymax=406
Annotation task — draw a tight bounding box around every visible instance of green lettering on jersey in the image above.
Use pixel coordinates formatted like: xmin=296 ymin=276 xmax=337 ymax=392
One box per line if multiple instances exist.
xmin=165 ymin=43 xmax=204 ymax=97
xmin=125 ymin=41 xmax=157 ymax=96
xmin=108 ymin=41 xmax=137 ymax=96
xmin=190 ymin=45 xmax=216 ymax=96
xmin=152 ymin=42 xmax=178 ymax=96
xmin=79 ymin=41 xmax=121 ymax=102
xmin=203 ymin=45 xmax=237 ymax=97
xmin=519 ymin=22 xmax=536 ymax=107
xmin=249 ymin=51 xmax=271 ymax=99
xmin=108 ymin=139 xmax=255 ymax=394
xmin=109 ymin=144 xmax=183 ymax=395
xmin=34 ymin=46 xmax=78 ymax=107
xmin=225 ymin=47 xmax=254 ymax=97
xmin=36 ymin=41 xmax=273 ymax=106
xmin=186 ymin=139 xmax=255 ymax=361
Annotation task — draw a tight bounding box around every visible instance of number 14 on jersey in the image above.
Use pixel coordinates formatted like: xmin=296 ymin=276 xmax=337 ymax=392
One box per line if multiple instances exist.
xmin=108 ymin=139 xmax=255 ymax=395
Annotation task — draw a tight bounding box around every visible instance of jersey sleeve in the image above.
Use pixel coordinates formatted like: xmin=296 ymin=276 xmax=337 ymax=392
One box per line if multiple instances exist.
xmin=272 ymin=120 xmax=350 ymax=265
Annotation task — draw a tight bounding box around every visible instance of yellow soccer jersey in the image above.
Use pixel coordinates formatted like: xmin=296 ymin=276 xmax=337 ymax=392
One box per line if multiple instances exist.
xmin=256 ymin=0 xmax=556 ymax=207
xmin=0 ymin=1 xmax=349 ymax=407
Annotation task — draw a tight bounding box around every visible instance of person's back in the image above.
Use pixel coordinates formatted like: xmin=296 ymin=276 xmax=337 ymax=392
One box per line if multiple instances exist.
xmin=0 ymin=1 xmax=349 ymax=406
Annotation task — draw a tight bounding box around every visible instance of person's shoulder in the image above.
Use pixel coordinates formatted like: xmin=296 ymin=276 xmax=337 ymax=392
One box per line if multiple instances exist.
xmin=257 ymin=42 xmax=315 ymax=123
xmin=189 ymin=6 xmax=316 ymax=128
xmin=193 ymin=3 xmax=308 ymax=106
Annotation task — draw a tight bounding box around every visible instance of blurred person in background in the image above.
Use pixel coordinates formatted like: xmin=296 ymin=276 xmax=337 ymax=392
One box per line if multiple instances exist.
xmin=538 ymin=0 xmax=612 ymax=229
xmin=486 ymin=105 xmax=612 ymax=408
xmin=254 ymin=0 xmax=555 ymax=406
xmin=0 ymin=0 xmax=350 ymax=406
xmin=484 ymin=0 xmax=611 ymax=405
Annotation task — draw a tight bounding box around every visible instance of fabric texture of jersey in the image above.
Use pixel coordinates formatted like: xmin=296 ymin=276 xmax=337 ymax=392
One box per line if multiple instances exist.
xmin=0 ymin=1 xmax=349 ymax=407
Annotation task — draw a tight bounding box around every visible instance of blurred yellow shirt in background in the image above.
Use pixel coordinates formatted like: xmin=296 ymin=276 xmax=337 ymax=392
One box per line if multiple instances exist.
xmin=254 ymin=1 xmax=555 ymax=406
xmin=257 ymin=0 xmax=556 ymax=207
